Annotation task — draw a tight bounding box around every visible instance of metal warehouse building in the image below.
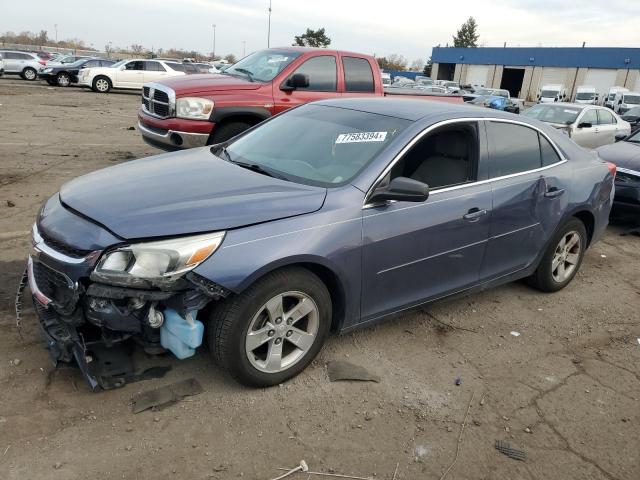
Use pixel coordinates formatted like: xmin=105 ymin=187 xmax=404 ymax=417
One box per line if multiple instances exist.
xmin=431 ymin=47 xmax=640 ymax=102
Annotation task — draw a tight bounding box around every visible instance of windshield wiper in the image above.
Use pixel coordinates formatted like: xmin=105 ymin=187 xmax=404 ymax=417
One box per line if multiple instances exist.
xmin=216 ymin=145 xmax=232 ymax=162
xmin=231 ymin=68 xmax=254 ymax=82
xmin=233 ymin=161 xmax=288 ymax=180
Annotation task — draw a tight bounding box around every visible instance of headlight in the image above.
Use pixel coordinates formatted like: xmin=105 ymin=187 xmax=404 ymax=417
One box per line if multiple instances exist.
xmin=176 ymin=97 xmax=214 ymax=120
xmin=43 ymin=68 xmax=53 ymax=73
xmin=91 ymin=231 xmax=225 ymax=287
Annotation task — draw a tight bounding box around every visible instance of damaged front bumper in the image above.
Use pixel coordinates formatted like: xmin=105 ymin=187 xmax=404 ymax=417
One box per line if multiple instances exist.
xmin=21 ymin=225 xmax=230 ymax=391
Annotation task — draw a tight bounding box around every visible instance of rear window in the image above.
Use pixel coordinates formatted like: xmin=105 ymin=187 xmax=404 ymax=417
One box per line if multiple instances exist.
xmin=343 ymin=57 xmax=375 ymax=93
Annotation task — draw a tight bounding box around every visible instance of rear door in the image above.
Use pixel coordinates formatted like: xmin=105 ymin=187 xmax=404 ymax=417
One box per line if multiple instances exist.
xmin=481 ymin=120 xmax=568 ymax=280
xmin=340 ymin=56 xmax=377 ymax=98
xmin=143 ymin=61 xmax=168 ymax=83
xmin=596 ymin=108 xmax=619 ymax=146
xmin=116 ymin=60 xmax=144 ymax=87
xmin=272 ymin=54 xmax=340 ymax=114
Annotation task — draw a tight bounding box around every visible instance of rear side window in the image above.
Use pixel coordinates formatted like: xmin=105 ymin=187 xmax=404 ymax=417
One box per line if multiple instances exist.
xmin=144 ymin=61 xmax=166 ymax=71
xmin=343 ymin=57 xmax=375 ymax=92
xmin=538 ymin=134 xmax=562 ymax=167
xmin=85 ymin=60 xmax=100 ymax=68
xmin=289 ymin=56 xmax=337 ymax=92
xmin=166 ymin=62 xmax=185 ymax=72
xmin=597 ymin=109 xmax=615 ymax=125
xmin=486 ymin=122 xmax=542 ymax=177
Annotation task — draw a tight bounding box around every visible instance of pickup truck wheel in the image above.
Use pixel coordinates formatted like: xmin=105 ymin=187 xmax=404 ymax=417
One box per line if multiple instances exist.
xmin=209 ymin=121 xmax=252 ymax=144
xmin=208 ymin=267 xmax=331 ymax=387
xmin=22 ymin=67 xmax=37 ymax=81
xmin=92 ymin=76 xmax=112 ymax=93
xmin=528 ymin=218 xmax=587 ymax=292
xmin=56 ymin=72 xmax=71 ymax=87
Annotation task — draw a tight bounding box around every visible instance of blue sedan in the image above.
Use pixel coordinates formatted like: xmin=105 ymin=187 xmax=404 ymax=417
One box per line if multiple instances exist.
xmin=26 ymin=99 xmax=615 ymax=388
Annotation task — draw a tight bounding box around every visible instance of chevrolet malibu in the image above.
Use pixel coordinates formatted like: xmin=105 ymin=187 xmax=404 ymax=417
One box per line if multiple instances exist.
xmin=25 ymin=99 xmax=615 ymax=389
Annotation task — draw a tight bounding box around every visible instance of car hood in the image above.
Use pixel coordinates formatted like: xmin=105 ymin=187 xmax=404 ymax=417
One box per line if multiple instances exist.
xmin=59 ymin=148 xmax=327 ymax=240
xmin=155 ymin=73 xmax=263 ymax=96
xmin=596 ymin=141 xmax=640 ymax=171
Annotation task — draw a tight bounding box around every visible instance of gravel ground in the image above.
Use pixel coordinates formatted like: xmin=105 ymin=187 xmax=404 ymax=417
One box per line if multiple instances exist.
xmin=0 ymin=77 xmax=639 ymax=480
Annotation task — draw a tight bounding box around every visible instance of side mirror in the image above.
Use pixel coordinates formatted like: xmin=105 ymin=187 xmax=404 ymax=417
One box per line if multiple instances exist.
xmin=577 ymin=122 xmax=592 ymax=129
xmin=369 ymin=177 xmax=429 ymax=204
xmin=281 ymin=73 xmax=309 ymax=91
xmin=615 ymin=133 xmax=627 ymax=142
xmin=619 ymin=100 xmax=623 ymax=105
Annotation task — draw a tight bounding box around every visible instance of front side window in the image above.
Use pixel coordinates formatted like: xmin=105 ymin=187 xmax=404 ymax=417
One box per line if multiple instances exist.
xmin=486 ymin=121 xmax=542 ymax=177
xmin=287 ymin=56 xmax=337 ymax=92
xmin=125 ymin=61 xmax=144 ymax=71
xmin=579 ymin=109 xmax=598 ymax=126
xmin=221 ymin=104 xmax=410 ymax=187
xmin=386 ymin=123 xmax=478 ymax=190
xmin=343 ymin=57 xmax=375 ymax=92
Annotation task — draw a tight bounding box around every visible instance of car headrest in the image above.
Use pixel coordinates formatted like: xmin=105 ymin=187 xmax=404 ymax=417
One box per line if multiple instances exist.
xmin=434 ymin=131 xmax=468 ymax=158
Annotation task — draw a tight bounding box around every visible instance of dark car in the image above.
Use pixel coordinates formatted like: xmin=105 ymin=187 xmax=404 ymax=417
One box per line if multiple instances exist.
xmin=469 ymin=95 xmax=520 ymax=113
xmin=38 ymin=58 xmax=115 ymax=87
xmin=595 ymin=129 xmax=640 ymax=217
xmin=621 ymin=106 xmax=640 ymax=130
xmin=24 ymin=99 xmax=614 ymax=389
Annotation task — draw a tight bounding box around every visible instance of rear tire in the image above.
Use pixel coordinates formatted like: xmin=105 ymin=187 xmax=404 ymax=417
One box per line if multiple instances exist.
xmin=208 ymin=267 xmax=332 ymax=387
xmin=22 ymin=67 xmax=37 ymax=81
xmin=56 ymin=72 xmax=71 ymax=87
xmin=209 ymin=121 xmax=252 ymax=144
xmin=528 ymin=218 xmax=587 ymax=292
xmin=92 ymin=76 xmax=111 ymax=93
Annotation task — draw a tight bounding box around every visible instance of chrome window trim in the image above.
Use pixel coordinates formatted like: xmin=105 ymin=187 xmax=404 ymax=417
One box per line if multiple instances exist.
xmin=363 ymin=117 xmax=568 ymax=208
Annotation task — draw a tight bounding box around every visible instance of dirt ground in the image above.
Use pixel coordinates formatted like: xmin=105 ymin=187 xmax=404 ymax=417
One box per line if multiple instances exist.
xmin=0 ymin=77 xmax=639 ymax=480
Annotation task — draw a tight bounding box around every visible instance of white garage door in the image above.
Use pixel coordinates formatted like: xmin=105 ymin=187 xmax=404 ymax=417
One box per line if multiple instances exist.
xmin=539 ymin=67 xmax=566 ymax=89
xmin=466 ymin=65 xmax=490 ymax=87
xmin=584 ymin=69 xmax=618 ymax=100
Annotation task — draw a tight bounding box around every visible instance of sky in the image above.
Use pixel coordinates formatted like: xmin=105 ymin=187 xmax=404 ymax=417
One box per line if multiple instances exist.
xmin=3 ymin=0 xmax=640 ymax=61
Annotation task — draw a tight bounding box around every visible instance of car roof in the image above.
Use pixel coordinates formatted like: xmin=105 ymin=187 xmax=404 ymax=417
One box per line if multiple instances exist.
xmin=533 ymin=102 xmax=589 ymax=109
xmin=313 ymin=97 xmax=517 ymax=121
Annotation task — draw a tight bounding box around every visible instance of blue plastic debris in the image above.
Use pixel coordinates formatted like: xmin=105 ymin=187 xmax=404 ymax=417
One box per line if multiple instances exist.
xmin=160 ymin=309 xmax=204 ymax=360
xmin=455 ymin=377 xmax=462 ymax=386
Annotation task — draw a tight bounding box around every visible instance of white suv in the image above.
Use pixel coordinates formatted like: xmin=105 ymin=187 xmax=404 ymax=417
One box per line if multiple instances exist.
xmin=0 ymin=50 xmax=45 ymax=80
xmin=78 ymin=59 xmax=186 ymax=93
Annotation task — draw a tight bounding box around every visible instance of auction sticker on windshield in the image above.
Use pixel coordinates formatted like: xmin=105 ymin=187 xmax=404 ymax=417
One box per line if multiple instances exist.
xmin=336 ymin=131 xmax=387 ymax=144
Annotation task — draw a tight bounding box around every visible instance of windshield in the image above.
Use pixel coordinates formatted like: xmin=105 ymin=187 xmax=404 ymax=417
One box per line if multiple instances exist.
xmin=224 ymin=49 xmax=301 ymax=82
xmin=624 ymin=106 xmax=640 ymax=117
xmin=475 ymin=88 xmax=493 ymax=96
xmin=540 ymin=90 xmax=559 ymax=98
xmin=623 ymin=95 xmax=640 ymax=105
xmin=576 ymin=92 xmax=595 ymax=100
xmin=607 ymin=93 xmax=616 ymax=101
xmin=627 ymin=130 xmax=640 ymax=143
xmin=416 ymin=79 xmax=433 ymax=85
xmin=523 ymin=105 xmax=582 ymax=124
xmin=220 ymin=104 xmax=411 ymax=187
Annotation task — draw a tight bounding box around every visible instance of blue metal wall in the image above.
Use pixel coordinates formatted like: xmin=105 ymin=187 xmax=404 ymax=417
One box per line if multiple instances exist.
xmin=382 ymin=70 xmax=421 ymax=81
xmin=432 ymin=47 xmax=640 ymax=69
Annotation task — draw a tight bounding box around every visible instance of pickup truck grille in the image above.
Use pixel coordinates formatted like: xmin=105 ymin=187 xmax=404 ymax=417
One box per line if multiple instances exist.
xmin=142 ymin=84 xmax=174 ymax=119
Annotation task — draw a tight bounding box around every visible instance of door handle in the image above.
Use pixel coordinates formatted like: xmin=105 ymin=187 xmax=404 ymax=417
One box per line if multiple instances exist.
xmin=544 ymin=187 xmax=565 ymax=198
xmin=463 ymin=208 xmax=488 ymax=221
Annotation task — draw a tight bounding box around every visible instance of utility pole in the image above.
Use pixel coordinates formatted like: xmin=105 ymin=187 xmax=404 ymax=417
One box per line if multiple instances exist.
xmin=267 ymin=0 xmax=272 ymax=48
xmin=54 ymin=23 xmax=58 ymax=44
xmin=212 ymin=24 xmax=217 ymax=59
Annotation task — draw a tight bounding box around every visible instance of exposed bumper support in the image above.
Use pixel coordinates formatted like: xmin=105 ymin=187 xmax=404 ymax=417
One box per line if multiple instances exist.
xmin=138 ymin=121 xmax=209 ymax=151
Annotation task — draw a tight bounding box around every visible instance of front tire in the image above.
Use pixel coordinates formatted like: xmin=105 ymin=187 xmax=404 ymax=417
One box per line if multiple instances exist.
xmin=209 ymin=267 xmax=332 ymax=387
xmin=209 ymin=121 xmax=252 ymax=144
xmin=22 ymin=67 xmax=37 ymax=81
xmin=529 ymin=218 xmax=587 ymax=292
xmin=92 ymin=76 xmax=111 ymax=93
xmin=56 ymin=72 xmax=71 ymax=87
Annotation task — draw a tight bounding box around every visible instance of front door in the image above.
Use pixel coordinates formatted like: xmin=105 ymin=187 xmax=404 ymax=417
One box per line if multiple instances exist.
xmin=361 ymin=122 xmax=491 ymax=321
xmin=481 ymin=120 xmax=568 ymax=280
xmin=572 ymin=108 xmax=599 ymax=148
xmin=116 ymin=61 xmax=144 ymax=88
xmin=272 ymin=55 xmax=340 ymax=114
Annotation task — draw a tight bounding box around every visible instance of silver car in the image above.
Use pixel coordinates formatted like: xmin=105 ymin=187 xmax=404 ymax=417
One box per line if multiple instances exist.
xmin=0 ymin=50 xmax=44 ymax=80
xmin=523 ymin=103 xmax=631 ymax=149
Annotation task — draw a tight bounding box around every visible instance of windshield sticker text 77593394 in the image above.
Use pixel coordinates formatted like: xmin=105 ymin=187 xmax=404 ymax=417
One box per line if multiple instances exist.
xmin=335 ymin=131 xmax=388 ymax=144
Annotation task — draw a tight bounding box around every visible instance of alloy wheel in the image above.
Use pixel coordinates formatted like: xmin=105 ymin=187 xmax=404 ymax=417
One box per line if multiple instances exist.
xmin=551 ymin=231 xmax=581 ymax=283
xmin=58 ymin=74 xmax=70 ymax=87
xmin=95 ymin=79 xmax=109 ymax=92
xmin=245 ymin=291 xmax=319 ymax=373
xmin=24 ymin=69 xmax=36 ymax=80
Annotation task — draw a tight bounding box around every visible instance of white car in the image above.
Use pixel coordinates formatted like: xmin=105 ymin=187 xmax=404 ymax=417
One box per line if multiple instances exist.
xmin=78 ymin=59 xmax=186 ymax=93
xmin=523 ymin=103 xmax=630 ymax=149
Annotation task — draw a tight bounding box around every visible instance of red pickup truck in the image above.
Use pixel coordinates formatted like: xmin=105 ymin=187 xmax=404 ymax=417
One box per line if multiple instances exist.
xmin=138 ymin=47 xmax=463 ymax=150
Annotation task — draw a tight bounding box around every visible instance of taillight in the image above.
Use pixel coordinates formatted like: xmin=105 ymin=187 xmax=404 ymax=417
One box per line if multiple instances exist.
xmin=38 ymin=59 xmax=46 ymax=65
xmin=606 ymin=162 xmax=617 ymax=178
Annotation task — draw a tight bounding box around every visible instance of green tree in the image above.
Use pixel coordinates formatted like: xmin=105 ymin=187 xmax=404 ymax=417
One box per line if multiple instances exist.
xmin=452 ymin=17 xmax=479 ymax=48
xmin=293 ymin=28 xmax=331 ymax=48
xmin=423 ymin=57 xmax=433 ymax=77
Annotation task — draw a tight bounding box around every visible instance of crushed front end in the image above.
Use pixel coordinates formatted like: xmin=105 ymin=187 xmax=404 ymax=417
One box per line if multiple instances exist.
xmin=21 ymin=196 xmax=229 ymax=390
